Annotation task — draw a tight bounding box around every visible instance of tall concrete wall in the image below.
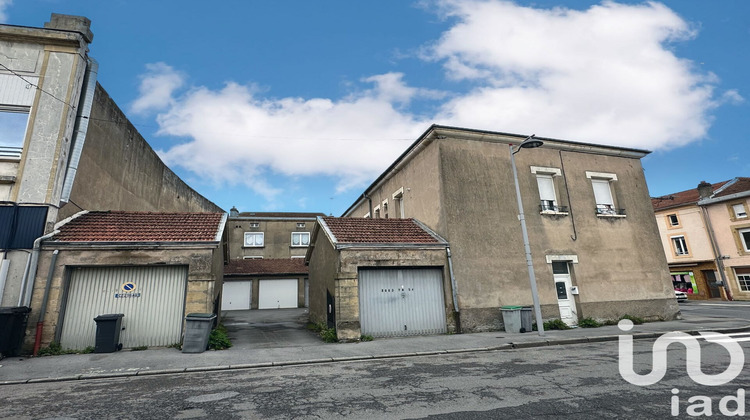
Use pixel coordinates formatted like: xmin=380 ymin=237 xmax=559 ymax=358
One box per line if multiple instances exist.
xmin=58 ymin=84 xmax=221 ymax=219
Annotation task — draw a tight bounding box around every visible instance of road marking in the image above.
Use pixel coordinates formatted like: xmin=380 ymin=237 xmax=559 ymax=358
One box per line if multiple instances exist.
xmin=687 ymin=303 xmax=750 ymax=307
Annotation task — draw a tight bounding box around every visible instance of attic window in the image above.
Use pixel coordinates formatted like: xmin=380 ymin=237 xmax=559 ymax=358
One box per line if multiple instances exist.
xmin=732 ymin=204 xmax=747 ymax=219
xmin=249 ymin=222 xmax=260 ymax=228
xmin=297 ymin=222 xmax=306 ymax=228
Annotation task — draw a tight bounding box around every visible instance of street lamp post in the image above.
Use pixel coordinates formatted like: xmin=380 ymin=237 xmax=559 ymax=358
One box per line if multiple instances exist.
xmin=509 ymin=134 xmax=545 ymax=336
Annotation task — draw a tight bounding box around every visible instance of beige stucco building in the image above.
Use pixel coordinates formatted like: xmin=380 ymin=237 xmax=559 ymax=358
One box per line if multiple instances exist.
xmin=654 ymin=178 xmax=750 ymax=301
xmin=310 ymin=125 xmax=678 ymax=338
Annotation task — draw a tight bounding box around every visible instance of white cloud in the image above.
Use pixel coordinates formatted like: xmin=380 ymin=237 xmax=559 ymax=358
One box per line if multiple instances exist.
xmin=154 ymin=78 xmax=428 ymax=199
xmin=429 ymin=0 xmax=717 ymax=150
xmin=0 ymin=0 xmax=11 ymax=23
xmin=129 ymin=62 xmax=185 ymax=115
xmin=140 ymin=1 xmax=730 ymax=198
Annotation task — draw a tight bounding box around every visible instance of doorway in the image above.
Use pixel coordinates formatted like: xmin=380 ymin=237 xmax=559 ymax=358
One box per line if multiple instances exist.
xmin=552 ymin=261 xmax=578 ymax=326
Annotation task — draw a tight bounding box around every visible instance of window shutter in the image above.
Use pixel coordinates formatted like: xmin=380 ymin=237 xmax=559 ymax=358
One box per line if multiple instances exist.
xmin=536 ymin=175 xmax=556 ymax=202
xmin=592 ymin=179 xmax=614 ymax=206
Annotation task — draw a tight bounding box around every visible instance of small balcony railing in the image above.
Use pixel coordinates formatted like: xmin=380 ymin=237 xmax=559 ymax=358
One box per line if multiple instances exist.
xmin=595 ymin=205 xmax=626 ymax=216
xmin=539 ymin=202 xmax=569 ymax=213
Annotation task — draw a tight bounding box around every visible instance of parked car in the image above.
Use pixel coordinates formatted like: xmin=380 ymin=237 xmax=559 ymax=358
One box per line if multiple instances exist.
xmin=674 ymin=290 xmax=688 ymax=302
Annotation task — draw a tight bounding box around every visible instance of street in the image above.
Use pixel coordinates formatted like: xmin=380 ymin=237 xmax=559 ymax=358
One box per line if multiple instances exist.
xmin=1 ymin=337 xmax=748 ymax=419
xmin=679 ymin=299 xmax=750 ymax=320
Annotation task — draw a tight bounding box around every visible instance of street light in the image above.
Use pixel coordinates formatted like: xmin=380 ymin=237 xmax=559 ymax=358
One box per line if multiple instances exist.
xmin=509 ymin=134 xmax=545 ymax=336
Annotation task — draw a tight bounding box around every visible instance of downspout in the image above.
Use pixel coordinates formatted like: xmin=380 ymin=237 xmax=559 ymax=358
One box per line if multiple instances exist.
xmin=60 ymin=58 xmax=98 ymax=203
xmin=559 ymin=150 xmax=577 ymax=241
xmin=33 ymin=249 xmax=59 ymax=356
xmin=700 ymin=206 xmax=733 ymax=301
xmin=446 ymin=247 xmax=461 ymax=333
xmin=18 ymin=230 xmax=58 ymax=307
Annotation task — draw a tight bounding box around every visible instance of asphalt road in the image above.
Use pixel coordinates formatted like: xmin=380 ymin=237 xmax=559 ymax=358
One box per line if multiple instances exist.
xmin=2 ymin=337 xmax=747 ymax=419
xmin=679 ymin=299 xmax=750 ymax=320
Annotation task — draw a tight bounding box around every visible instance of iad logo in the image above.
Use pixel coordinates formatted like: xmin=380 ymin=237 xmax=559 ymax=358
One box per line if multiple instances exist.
xmin=618 ymin=319 xmax=745 ymax=386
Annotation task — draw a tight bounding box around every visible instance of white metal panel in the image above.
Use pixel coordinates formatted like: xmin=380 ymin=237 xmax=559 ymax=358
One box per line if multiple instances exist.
xmin=359 ymin=268 xmax=447 ymax=337
xmin=0 ymin=74 xmax=38 ymax=106
xmin=258 ymin=279 xmax=298 ymax=309
xmin=592 ymin=179 xmax=614 ymax=206
xmin=60 ymin=265 xmax=187 ymax=350
xmin=536 ymin=175 xmax=556 ymax=201
xmin=222 ymin=281 xmax=252 ymax=310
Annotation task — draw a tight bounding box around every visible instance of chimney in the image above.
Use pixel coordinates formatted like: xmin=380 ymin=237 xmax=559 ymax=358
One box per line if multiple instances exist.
xmin=229 ymin=206 xmax=239 ymax=217
xmin=697 ymin=181 xmax=713 ymax=199
xmin=44 ymin=14 xmax=94 ymax=44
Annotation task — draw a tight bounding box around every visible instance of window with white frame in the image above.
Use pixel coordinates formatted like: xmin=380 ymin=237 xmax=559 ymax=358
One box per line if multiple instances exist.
xmin=249 ymin=222 xmax=260 ymax=228
xmin=736 ymin=268 xmax=750 ymax=292
xmin=291 ymin=232 xmax=310 ymax=247
xmin=531 ymin=166 xmax=564 ymax=213
xmin=297 ymin=222 xmax=306 ymax=228
xmin=0 ymin=110 xmax=30 ymax=155
xmin=382 ymin=200 xmax=389 ymax=219
xmin=732 ymin=204 xmax=748 ymax=219
xmin=244 ymin=232 xmax=264 ymax=247
xmin=671 ymin=235 xmax=689 ymax=256
xmin=586 ymin=171 xmax=621 ymax=216
xmin=392 ymin=187 xmax=405 ymax=218
xmin=739 ymin=228 xmax=750 ymax=252
xmin=667 ymin=214 xmax=680 ymax=227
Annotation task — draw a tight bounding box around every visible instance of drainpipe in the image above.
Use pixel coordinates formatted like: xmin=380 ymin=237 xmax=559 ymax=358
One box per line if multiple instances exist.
xmin=60 ymin=58 xmax=98 ymax=203
xmin=701 ymin=206 xmax=733 ymax=301
xmin=446 ymin=247 xmax=461 ymax=333
xmin=18 ymin=230 xmax=58 ymax=307
xmin=33 ymin=249 xmax=59 ymax=356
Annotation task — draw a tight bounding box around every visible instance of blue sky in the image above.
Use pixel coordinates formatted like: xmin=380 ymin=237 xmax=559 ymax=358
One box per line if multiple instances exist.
xmin=2 ymin=1 xmax=748 ymax=215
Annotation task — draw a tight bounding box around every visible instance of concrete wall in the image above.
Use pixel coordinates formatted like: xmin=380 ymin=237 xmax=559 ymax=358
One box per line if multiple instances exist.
xmin=58 ymin=84 xmax=221 ymax=219
xmin=227 ymin=216 xmax=318 ymax=260
xmin=24 ymin=244 xmax=222 ymax=351
xmin=307 ymin=232 xmax=339 ymax=326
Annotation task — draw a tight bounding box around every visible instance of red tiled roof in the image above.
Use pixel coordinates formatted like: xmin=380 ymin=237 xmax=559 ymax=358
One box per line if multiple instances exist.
xmin=224 ymin=258 xmax=308 ymax=275
xmin=321 ymin=217 xmax=443 ymax=244
xmin=714 ymin=177 xmax=750 ymax=198
xmin=651 ymin=181 xmax=729 ymax=211
xmin=50 ymin=211 xmax=224 ymax=242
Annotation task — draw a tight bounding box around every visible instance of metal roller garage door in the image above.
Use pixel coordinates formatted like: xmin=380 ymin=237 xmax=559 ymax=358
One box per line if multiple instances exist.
xmin=222 ymin=281 xmax=253 ymax=310
xmin=59 ymin=265 xmax=188 ymax=350
xmin=258 ymin=279 xmax=298 ymax=309
xmin=359 ymin=268 xmax=447 ymax=337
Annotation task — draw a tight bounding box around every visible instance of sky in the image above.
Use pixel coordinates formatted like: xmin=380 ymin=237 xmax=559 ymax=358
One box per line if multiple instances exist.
xmin=2 ymin=1 xmax=748 ymax=215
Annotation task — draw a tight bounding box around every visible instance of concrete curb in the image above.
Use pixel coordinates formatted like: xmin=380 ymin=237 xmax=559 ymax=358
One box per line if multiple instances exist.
xmin=3 ymin=324 xmax=749 ymax=386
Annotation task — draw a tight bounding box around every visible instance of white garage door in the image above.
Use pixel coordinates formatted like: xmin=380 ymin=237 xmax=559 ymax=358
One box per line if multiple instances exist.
xmin=359 ymin=268 xmax=447 ymax=337
xmin=258 ymin=279 xmax=298 ymax=309
xmin=222 ymin=281 xmax=252 ymax=310
xmin=60 ymin=265 xmax=188 ymax=350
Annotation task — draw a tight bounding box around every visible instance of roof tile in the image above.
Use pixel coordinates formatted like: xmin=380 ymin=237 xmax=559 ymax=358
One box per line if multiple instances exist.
xmin=651 ymin=181 xmax=729 ymax=211
xmin=321 ymin=217 xmax=442 ymax=244
xmin=50 ymin=211 xmax=224 ymax=242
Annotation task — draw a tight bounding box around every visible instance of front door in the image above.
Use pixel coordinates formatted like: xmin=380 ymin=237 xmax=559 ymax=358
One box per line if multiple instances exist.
xmin=702 ymin=270 xmax=722 ymax=299
xmin=552 ymin=261 xmax=578 ymax=326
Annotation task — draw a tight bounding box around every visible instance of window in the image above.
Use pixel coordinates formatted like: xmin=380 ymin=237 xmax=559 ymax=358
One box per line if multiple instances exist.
xmin=291 ymin=232 xmax=310 ymax=247
xmin=373 ymin=205 xmax=381 ymax=219
xmin=392 ymin=188 xmax=405 ymax=218
xmin=531 ymin=167 xmax=565 ymax=213
xmin=667 ymin=214 xmax=680 ymax=227
xmin=297 ymin=222 xmax=306 ymax=228
xmin=382 ymin=200 xmax=389 ymax=219
xmin=244 ymin=232 xmax=264 ymax=247
xmin=732 ymin=204 xmax=748 ymax=219
xmin=363 ymin=212 xmax=371 ymax=218
xmin=249 ymin=222 xmax=260 ymax=228
xmin=739 ymin=228 xmax=750 ymax=252
xmin=586 ymin=171 xmax=623 ymax=216
xmin=0 ymin=110 xmax=29 ymax=158
xmin=671 ymin=236 xmax=689 ymax=256
xmin=736 ymin=268 xmax=750 ymax=291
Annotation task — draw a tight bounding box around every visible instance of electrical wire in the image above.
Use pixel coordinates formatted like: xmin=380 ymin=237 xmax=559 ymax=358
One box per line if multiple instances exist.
xmin=0 ymin=62 xmax=76 ymax=111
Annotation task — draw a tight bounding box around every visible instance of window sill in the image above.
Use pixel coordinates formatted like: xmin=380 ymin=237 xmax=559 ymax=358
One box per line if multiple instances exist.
xmin=290 ymin=245 xmax=309 ymax=248
xmin=243 ymin=246 xmax=265 ymax=248
xmin=540 ymin=210 xmax=569 ymax=216
xmin=596 ymin=214 xmax=627 ymax=219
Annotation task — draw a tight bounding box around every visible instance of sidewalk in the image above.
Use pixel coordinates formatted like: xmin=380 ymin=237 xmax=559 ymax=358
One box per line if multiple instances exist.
xmin=2 ymin=312 xmax=748 ymax=385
